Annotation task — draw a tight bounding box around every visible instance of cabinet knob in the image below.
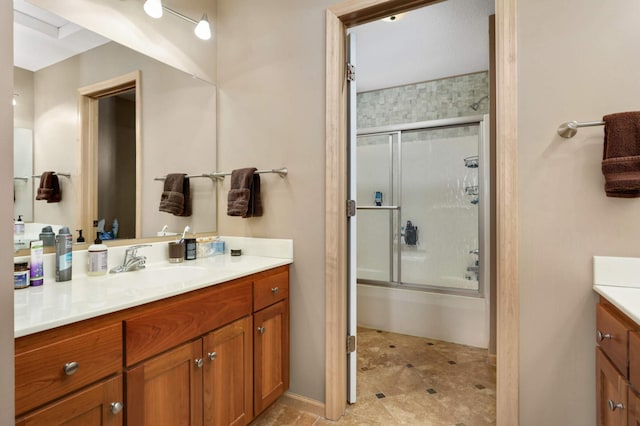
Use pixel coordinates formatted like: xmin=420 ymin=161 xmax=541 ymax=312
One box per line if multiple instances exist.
xmin=271 ymin=287 xmax=279 ymax=294
xmin=195 ymin=358 xmax=204 ymax=368
xmin=597 ymin=331 xmax=613 ymax=341
xmin=63 ymin=361 xmax=79 ymax=376
xmin=257 ymin=326 xmax=266 ymax=334
xmin=110 ymin=402 xmax=124 ymax=414
xmin=207 ymin=352 xmax=217 ymax=361
xmin=608 ymin=399 xmax=624 ymax=411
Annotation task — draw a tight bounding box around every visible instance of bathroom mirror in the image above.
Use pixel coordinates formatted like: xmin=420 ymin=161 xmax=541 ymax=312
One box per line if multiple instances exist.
xmin=13 ymin=1 xmax=217 ymax=254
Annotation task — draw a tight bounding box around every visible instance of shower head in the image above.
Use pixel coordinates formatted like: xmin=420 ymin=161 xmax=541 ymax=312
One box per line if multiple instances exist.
xmin=470 ymin=95 xmax=489 ymax=111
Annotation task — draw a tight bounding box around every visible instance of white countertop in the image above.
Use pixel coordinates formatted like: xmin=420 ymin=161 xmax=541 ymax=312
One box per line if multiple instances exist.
xmin=15 ymin=237 xmax=293 ymax=338
xmin=593 ymin=256 xmax=640 ymax=325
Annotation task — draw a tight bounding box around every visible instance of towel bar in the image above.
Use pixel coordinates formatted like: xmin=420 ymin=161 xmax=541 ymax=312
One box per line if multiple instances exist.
xmin=32 ymin=173 xmax=71 ymax=178
xmin=210 ymin=167 xmax=288 ymax=180
xmin=13 ymin=177 xmax=28 ymax=182
xmin=557 ymin=120 xmax=604 ymax=138
xmin=154 ymin=174 xmax=216 ymax=181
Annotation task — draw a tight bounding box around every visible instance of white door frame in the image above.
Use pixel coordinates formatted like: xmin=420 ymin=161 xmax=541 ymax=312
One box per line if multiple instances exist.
xmin=324 ymin=0 xmax=519 ymax=423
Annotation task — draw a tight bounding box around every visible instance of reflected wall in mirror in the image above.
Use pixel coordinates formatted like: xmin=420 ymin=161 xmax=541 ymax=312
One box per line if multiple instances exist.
xmin=13 ymin=1 xmax=217 ymax=252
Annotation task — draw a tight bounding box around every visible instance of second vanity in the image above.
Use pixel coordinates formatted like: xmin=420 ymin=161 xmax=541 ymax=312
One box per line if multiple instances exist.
xmin=593 ymin=257 xmax=640 ymax=426
xmin=14 ymin=237 xmax=292 ymax=426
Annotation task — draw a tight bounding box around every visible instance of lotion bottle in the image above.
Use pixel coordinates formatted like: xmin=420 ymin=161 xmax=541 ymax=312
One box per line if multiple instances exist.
xmin=88 ymin=233 xmax=108 ymax=276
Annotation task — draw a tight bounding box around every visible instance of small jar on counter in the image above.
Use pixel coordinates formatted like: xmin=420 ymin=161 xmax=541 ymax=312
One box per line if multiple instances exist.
xmin=14 ymin=261 xmax=29 ymax=289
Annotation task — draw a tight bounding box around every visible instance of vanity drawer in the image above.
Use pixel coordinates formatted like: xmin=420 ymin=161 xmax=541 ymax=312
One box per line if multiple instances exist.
xmin=125 ymin=279 xmax=252 ymax=366
xmin=253 ymin=267 xmax=289 ymax=312
xmin=15 ymin=323 xmax=122 ymax=416
xmin=596 ymin=303 xmax=633 ymax=377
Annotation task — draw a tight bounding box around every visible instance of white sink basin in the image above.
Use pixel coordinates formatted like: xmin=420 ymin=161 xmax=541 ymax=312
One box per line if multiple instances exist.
xmin=102 ymin=265 xmax=210 ymax=290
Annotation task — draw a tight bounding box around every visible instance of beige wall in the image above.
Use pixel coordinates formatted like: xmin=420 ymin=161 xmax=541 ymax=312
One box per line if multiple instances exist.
xmin=216 ymin=0 xmax=334 ymax=401
xmin=33 ymin=42 xmax=217 ymax=237
xmin=28 ymin=0 xmax=217 ymax=83
xmin=518 ymin=0 xmax=640 ymax=424
xmin=1 ymin=0 xmax=15 ymax=422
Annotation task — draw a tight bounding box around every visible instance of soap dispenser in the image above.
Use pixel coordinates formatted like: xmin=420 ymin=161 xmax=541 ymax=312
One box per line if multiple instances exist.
xmin=14 ymin=215 xmax=25 ymax=236
xmin=88 ymin=233 xmax=108 ymax=276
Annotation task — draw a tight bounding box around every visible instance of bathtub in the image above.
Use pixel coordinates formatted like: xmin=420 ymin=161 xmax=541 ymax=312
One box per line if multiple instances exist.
xmin=357 ymin=283 xmax=489 ymax=348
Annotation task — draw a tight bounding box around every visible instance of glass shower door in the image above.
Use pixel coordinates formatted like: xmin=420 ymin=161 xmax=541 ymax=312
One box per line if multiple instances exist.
xmin=356 ymin=133 xmax=399 ymax=284
xmin=400 ymin=125 xmax=480 ymax=291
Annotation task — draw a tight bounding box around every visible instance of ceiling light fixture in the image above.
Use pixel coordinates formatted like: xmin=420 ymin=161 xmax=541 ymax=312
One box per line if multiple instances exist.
xmin=143 ymin=0 xmax=211 ymax=40
xmin=143 ymin=0 xmax=163 ymax=19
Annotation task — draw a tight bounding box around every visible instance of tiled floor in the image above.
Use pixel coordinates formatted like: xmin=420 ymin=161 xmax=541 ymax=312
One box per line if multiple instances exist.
xmin=251 ymin=327 xmax=496 ymax=425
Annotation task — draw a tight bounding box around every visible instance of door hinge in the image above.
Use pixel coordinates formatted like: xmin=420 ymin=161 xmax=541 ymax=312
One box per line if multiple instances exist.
xmin=347 ymin=335 xmax=356 ymax=353
xmin=347 ymin=200 xmax=356 ymax=217
xmin=347 ymin=63 xmax=355 ymax=82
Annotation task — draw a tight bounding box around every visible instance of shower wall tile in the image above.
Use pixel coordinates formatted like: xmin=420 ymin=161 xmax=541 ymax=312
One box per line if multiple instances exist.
xmin=357 ymin=71 xmax=489 ymax=131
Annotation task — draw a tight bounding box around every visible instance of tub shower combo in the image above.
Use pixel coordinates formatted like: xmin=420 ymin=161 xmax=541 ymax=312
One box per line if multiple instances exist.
xmin=356 ymin=115 xmax=490 ymax=347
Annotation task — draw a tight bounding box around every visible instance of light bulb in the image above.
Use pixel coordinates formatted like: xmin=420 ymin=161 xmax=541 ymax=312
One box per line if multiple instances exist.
xmin=143 ymin=0 xmax=163 ymax=19
xmin=194 ymin=14 xmax=211 ymax=40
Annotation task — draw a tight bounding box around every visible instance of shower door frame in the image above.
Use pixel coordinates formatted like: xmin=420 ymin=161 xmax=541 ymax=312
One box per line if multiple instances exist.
xmin=356 ymin=115 xmax=490 ymax=298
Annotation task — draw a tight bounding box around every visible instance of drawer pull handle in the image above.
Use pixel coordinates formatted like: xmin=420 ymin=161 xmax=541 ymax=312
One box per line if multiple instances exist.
xmin=207 ymin=352 xmax=217 ymax=361
xmin=110 ymin=402 xmax=124 ymax=414
xmin=258 ymin=326 xmax=266 ymax=334
xmin=608 ymin=400 xmax=624 ymax=411
xmin=63 ymin=361 xmax=79 ymax=376
xmin=271 ymin=287 xmax=279 ymax=294
xmin=597 ymin=331 xmax=613 ymax=341
xmin=195 ymin=358 xmax=204 ymax=368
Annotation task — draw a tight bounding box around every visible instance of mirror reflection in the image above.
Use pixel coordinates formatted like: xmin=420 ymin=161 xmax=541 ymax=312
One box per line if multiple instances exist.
xmin=13 ymin=0 xmax=217 ymax=252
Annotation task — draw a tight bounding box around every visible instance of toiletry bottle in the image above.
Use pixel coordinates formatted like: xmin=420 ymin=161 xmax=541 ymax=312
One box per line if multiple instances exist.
xmin=55 ymin=227 xmax=73 ymax=282
xmin=30 ymin=240 xmax=44 ymax=286
xmin=14 ymin=215 xmax=25 ymax=236
xmin=39 ymin=226 xmax=55 ymax=247
xmin=76 ymin=230 xmax=85 ymax=243
xmin=112 ymin=218 xmax=119 ymax=239
xmin=88 ymin=233 xmax=108 ymax=276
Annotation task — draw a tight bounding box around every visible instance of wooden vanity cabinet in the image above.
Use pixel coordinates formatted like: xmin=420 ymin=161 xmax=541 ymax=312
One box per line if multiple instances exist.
xmin=596 ymin=299 xmax=640 ymax=426
xmin=253 ymin=268 xmax=290 ymax=415
xmin=15 ymin=265 xmax=289 ymax=426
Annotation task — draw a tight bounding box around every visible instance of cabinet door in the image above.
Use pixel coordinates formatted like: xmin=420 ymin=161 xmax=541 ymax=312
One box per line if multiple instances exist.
xmin=203 ymin=316 xmax=253 ymax=426
xmin=629 ymin=388 xmax=640 ymax=426
xmin=126 ymin=340 xmax=203 ymax=426
xmin=597 ymin=347 xmax=628 ymax=426
xmin=16 ymin=375 xmax=123 ymax=426
xmin=254 ymin=300 xmax=289 ymax=415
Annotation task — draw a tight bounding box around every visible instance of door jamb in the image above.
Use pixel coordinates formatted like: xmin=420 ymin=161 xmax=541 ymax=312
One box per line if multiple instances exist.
xmin=77 ymin=70 xmax=142 ymax=238
xmin=324 ymin=0 xmax=519 ymax=423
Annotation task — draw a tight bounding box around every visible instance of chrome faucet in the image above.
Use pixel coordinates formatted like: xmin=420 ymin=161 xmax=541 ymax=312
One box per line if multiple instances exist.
xmin=109 ymin=244 xmax=151 ymax=273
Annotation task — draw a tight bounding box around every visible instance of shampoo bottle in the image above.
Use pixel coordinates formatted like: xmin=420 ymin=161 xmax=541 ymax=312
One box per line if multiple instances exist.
xmin=88 ymin=233 xmax=108 ymax=276
xmin=55 ymin=227 xmax=73 ymax=282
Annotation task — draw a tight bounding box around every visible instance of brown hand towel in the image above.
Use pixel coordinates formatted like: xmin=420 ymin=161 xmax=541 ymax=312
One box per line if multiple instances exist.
xmin=246 ymin=173 xmax=263 ymax=217
xmin=159 ymin=173 xmax=192 ymax=216
xmin=602 ymin=112 xmax=640 ymax=197
xmin=227 ymin=168 xmax=263 ymax=217
xmin=35 ymin=171 xmax=61 ymax=203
